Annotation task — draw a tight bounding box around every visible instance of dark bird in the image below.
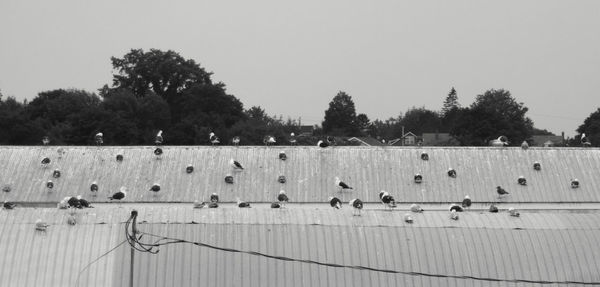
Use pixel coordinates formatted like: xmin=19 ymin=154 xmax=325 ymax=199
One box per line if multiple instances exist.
xmin=3 ymin=201 xmax=16 ymax=210
xmin=277 ymin=175 xmax=286 ymax=184
xmin=52 ymin=169 xmax=61 ymax=178
xmin=155 ymin=130 xmax=164 ymax=145
xmin=150 ymin=183 xmax=161 ymax=193
xmin=326 ymin=136 xmax=336 ymax=146
xmin=232 ymin=136 xmax=241 ymax=146
xmin=224 ymin=175 xmax=234 ymax=184
xmin=581 ymin=133 xmax=591 ymax=147
xmin=271 ymin=202 xmax=281 ymax=208
xmin=109 ymin=187 xmax=127 ymax=201
xmin=489 ymin=204 xmax=499 ymax=213
xmin=35 ymin=219 xmax=49 ymax=231
xmin=449 ymin=204 xmax=464 ymax=212
xmin=317 ymin=140 xmax=329 ymax=148
xmin=521 ymin=140 xmax=529 ymax=150
xmin=193 ymin=200 xmax=206 ymax=209
xmin=414 ymin=173 xmax=423 ymax=184
xmin=517 ymin=176 xmax=527 ymax=186
xmin=77 ymin=195 xmax=93 ymax=208
xmin=90 ymin=182 xmax=99 ymax=193
xmin=209 ymin=132 xmax=220 ymax=145
xmin=154 ymin=147 xmax=163 ymax=156
xmin=230 ymin=159 xmax=244 ymax=170
xmin=497 ymin=186 xmax=509 ymax=197
xmin=68 ymin=196 xmax=82 ymax=209
xmin=279 ymin=151 xmax=287 ymax=161
xmin=116 ymin=154 xmax=124 ymax=162
xmin=95 ymin=132 xmax=103 ymax=146
xmin=264 ymin=135 xmax=276 ymax=146
xmin=208 ymin=202 xmax=219 ymax=208
xmin=329 ymin=196 xmax=342 ymax=209
xmin=447 ymin=168 xmax=457 ymax=178
xmin=410 ymin=204 xmax=424 ymax=213
xmin=41 ymin=157 xmax=51 ymax=167
xmin=210 ymin=193 xmax=219 ymax=203
xmin=379 ymin=191 xmax=397 ymax=209
xmin=46 ymin=180 xmax=54 ymax=189
xmin=533 ymin=162 xmax=541 ymax=171
xmin=461 ymin=195 xmax=472 ymax=209
xmin=186 ymin=165 xmax=194 ymax=174
xmin=289 ymin=133 xmax=297 ymax=145
xmin=335 ymin=177 xmax=352 ymax=191
xmin=508 ymin=207 xmax=520 ymax=217
xmin=571 ymin=178 xmax=580 ymax=188
xmin=421 ymin=152 xmax=429 ymax=161
xmin=349 ymin=198 xmax=364 ymax=216
xmin=42 ymin=136 xmax=50 ymax=145
xmin=277 ymin=190 xmax=289 ymax=207
xmin=237 ymin=198 xmax=251 ymax=208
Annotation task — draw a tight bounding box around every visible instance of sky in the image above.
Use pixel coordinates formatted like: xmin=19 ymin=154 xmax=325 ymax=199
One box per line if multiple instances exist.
xmin=1 ymin=0 xmax=599 ymax=137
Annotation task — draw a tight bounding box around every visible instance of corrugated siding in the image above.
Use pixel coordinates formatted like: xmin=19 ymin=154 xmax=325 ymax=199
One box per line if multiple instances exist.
xmin=1 ymin=146 xmax=600 ymax=204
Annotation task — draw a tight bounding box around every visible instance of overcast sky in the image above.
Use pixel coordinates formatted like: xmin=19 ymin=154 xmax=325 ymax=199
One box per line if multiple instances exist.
xmin=1 ymin=0 xmax=598 ymax=137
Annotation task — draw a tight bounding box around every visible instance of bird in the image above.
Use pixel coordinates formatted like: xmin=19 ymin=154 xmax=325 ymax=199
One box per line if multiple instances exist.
xmin=508 ymin=207 xmax=520 ymax=217
xmin=581 ymin=133 xmax=591 ymax=147
xmin=155 ymin=130 xmax=164 ymax=145
xmin=67 ymin=215 xmax=77 ymax=225
xmin=449 ymin=204 xmax=464 ymax=212
xmin=489 ymin=204 xmax=499 ymax=213
xmin=109 ymin=187 xmax=127 ymax=201
xmin=56 ymin=147 xmax=65 ymax=158
xmin=90 ymin=181 xmax=99 ymax=193
xmin=210 ymin=193 xmax=219 ymax=203
xmin=289 ymin=133 xmax=297 ymax=145
xmin=571 ymin=178 xmax=580 ymax=188
xmin=379 ymin=191 xmax=397 ymax=210
xmin=264 ymin=135 xmax=276 ymax=146
xmin=42 ymin=136 xmax=50 ymax=145
xmin=116 ymin=154 xmax=124 ymax=162
xmin=186 ymin=165 xmax=194 ymax=174
xmin=154 ymin=147 xmax=163 ymax=157
xmin=335 ymin=177 xmax=353 ymax=191
xmin=230 ymin=159 xmax=244 ymax=170
xmin=232 ymin=136 xmax=241 ymax=146
xmin=193 ymin=200 xmax=206 ymax=209
xmin=77 ymin=195 xmax=92 ymax=208
xmin=278 ymin=175 xmax=287 ymax=184
xmin=521 ymin=140 xmax=529 ymax=150
xmin=490 ymin=136 xmax=509 ymax=147
xmin=414 ymin=173 xmax=423 ymax=184
xmin=404 ymin=213 xmax=414 ymax=223
xmin=349 ymin=198 xmax=364 ymax=216
xmin=224 ymin=175 xmax=234 ymax=184
xmin=410 ymin=204 xmax=424 ymax=213
xmin=326 ymin=136 xmax=336 ymax=146
xmin=95 ymin=132 xmax=103 ymax=145
xmin=209 ymin=132 xmax=220 ymax=145
xmin=52 ymin=169 xmax=61 ymax=178
xmin=497 ymin=186 xmax=509 ymax=197
xmin=329 ymin=197 xmax=342 ymax=209
xmin=447 ymin=168 xmax=457 ymax=178
xmin=46 ymin=180 xmax=54 ymax=190
xmin=68 ymin=196 xmax=82 ymax=209
xmin=57 ymin=197 xmax=70 ymax=209
xmin=208 ymin=202 xmax=219 ymax=208
xmin=150 ymin=183 xmax=161 ymax=193
xmin=450 ymin=210 xmax=459 ymax=220
xmin=35 ymin=219 xmax=49 ymax=231
xmin=462 ymin=195 xmax=472 ymax=209
xmin=533 ymin=162 xmax=541 ymax=171
xmin=421 ymin=152 xmax=429 ymax=161
xmin=518 ymin=176 xmax=527 ymax=186
xmin=317 ymin=140 xmax=329 ymax=148
xmin=279 ymin=151 xmax=287 ymax=161
xmin=3 ymin=201 xmax=16 ymax=210
xmin=271 ymin=202 xmax=281 ymax=208
xmin=41 ymin=157 xmax=51 ymax=168
xmin=237 ymin=198 xmax=251 ymax=208
xmin=277 ymin=190 xmax=289 ymax=207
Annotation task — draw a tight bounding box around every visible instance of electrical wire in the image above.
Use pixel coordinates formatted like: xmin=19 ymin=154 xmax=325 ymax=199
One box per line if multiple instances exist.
xmin=74 ymin=239 xmax=128 ymax=287
xmin=124 ymin=211 xmax=600 ymax=285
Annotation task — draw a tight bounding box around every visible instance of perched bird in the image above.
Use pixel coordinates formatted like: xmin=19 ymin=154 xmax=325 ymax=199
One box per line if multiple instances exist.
xmin=271 ymin=202 xmax=281 ymax=208
xmin=209 ymin=132 xmax=220 ymax=145
xmin=277 ymin=190 xmax=289 ymax=207
xmin=449 ymin=204 xmax=464 ymax=212
xmin=329 ymin=196 xmax=342 ymax=209
xmin=77 ymin=195 xmax=92 ymax=208
xmin=95 ymin=132 xmax=103 ymax=145
xmin=508 ymin=207 xmax=520 ymax=217
xmin=230 ymin=159 xmax=244 ymax=170
xmin=571 ymin=178 xmax=580 ymax=189
xmin=224 ymin=175 xmax=234 ymax=184
xmin=52 ymin=169 xmax=61 ymax=178
xmin=116 ymin=154 xmax=124 ymax=162
xmin=150 ymin=183 xmax=161 ymax=193
xmin=461 ymin=195 xmax=472 ymax=209
xmin=3 ymin=201 xmax=16 ymax=210
xmin=41 ymin=157 xmax=51 ymax=168
xmin=154 ymin=147 xmax=163 ymax=157
xmin=1 ymin=185 xmax=10 ymax=193
xmin=42 ymin=136 xmax=50 ymax=145
xmin=581 ymin=133 xmax=591 ymax=147
xmin=210 ymin=193 xmax=219 ymax=203
xmin=57 ymin=197 xmax=69 ymax=209
xmin=410 ymin=204 xmax=424 ymax=213
xmin=155 ymin=130 xmax=164 ymax=145
xmin=349 ymin=198 xmax=364 ymax=216
xmin=35 ymin=219 xmax=49 ymax=231
xmin=279 ymin=151 xmax=287 ymax=161
xmin=186 ymin=165 xmax=194 ymax=174
xmin=90 ymin=181 xmax=99 ymax=193
xmin=67 ymin=215 xmax=77 ymax=225
xmin=447 ymin=168 xmax=457 ymax=178
xmin=450 ymin=210 xmax=459 ymax=220
xmin=237 ymin=198 xmax=251 ymax=208
xmin=404 ymin=213 xmax=414 ymax=223
xmin=379 ymin=191 xmax=397 ymax=209
xmin=414 ymin=173 xmax=423 ymax=184
xmin=518 ymin=176 xmax=527 ymax=186
xmin=289 ymin=133 xmax=297 ymax=145
xmin=68 ymin=196 xmax=82 ymax=209
xmin=497 ymin=186 xmax=509 ymax=197
xmin=335 ymin=177 xmax=353 ymax=191
xmin=421 ymin=152 xmax=429 ymax=161
xmin=46 ymin=180 xmax=54 ymax=190
xmin=109 ymin=187 xmax=127 ymax=201
xmin=533 ymin=162 xmax=541 ymax=171
xmin=277 ymin=175 xmax=287 ymax=183
xmin=232 ymin=136 xmax=241 ymax=146
xmin=56 ymin=147 xmax=65 ymax=158
xmin=489 ymin=204 xmax=499 ymax=213
xmin=326 ymin=136 xmax=336 ymax=146
xmin=193 ymin=200 xmax=206 ymax=209
xmin=317 ymin=140 xmax=329 ymax=148
xmin=521 ymin=140 xmax=529 ymax=150
xmin=264 ymin=135 xmax=276 ymax=146
xmin=490 ymin=136 xmax=509 ymax=147
xmin=208 ymin=202 xmax=219 ymax=208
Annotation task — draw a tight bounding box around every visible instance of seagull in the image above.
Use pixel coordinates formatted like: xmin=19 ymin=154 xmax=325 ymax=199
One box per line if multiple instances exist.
xmin=421 ymin=152 xmax=429 ymax=161
xmin=489 ymin=204 xmax=499 ymax=213
xmin=57 ymin=197 xmax=70 ymax=209
xmin=271 ymin=202 xmax=281 ymax=208
xmin=186 ymin=164 xmax=194 ymax=174
xmin=77 ymin=195 xmax=93 ymax=208
xmin=277 ymin=190 xmax=289 ymax=207
xmin=155 ymin=130 xmax=164 ymax=145
xmin=461 ymin=195 xmax=472 ymax=209
xmin=109 ymin=187 xmax=127 ymax=201
xmin=209 ymin=132 xmax=220 ymax=145
xmin=279 ymin=151 xmax=287 ymax=161
xmin=289 ymin=133 xmax=297 ymax=145
xmin=150 ymin=183 xmax=161 ymax=193
xmin=335 ymin=177 xmax=353 ymax=191
xmin=449 ymin=204 xmax=464 ymax=212
xmin=414 ymin=173 xmax=423 ymax=183
xmin=508 ymin=207 xmax=520 ymax=217
xmin=521 ymin=140 xmax=529 ymax=150
xmin=41 ymin=157 xmax=51 ymax=168
xmin=232 ymin=136 xmax=241 ymax=146
xmin=533 ymin=162 xmax=541 ymax=171
xmin=53 ymin=169 xmax=61 ymax=178
xmin=154 ymin=147 xmax=163 ymax=157
xmin=581 ymin=133 xmax=591 ymax=147
xmin=116 ymin=154 xmax=124 ymax=162
xmin=46 ymin=180 xmax=54 ymax=190
xmin=95 ymin=132 xmax=103 ymax=145
xmin=326 ymin=136 xmax=336 ymax=146
xmin=35 ymin=219 xmax=49 ymax=231
xmin=210 ymin=193 xmax=219 ymax=203
xmin=518 ymin=176 xmax=527 ymax=186
xmin=3 ymin=201 xmax=16 ymax=210
xmin=404 ymin=213 xmax=414 ymax=223
xmin=264 ymin=135 xmax=276 ymax=146
xmin=571 ymin=178 xmax=580 ymax=188
xmin=208 ymin=202 xmax=219 ymax=208
xmin=237 ymin=198 xmax=251 ymax=208
xmin=497 ymin=186 xmax=509 ymax=197
xmin=329 ymin=196 xmax=342 ymax=209
xmin=410 ymin=204 xmax=424 ymax=213
xmin=230 ymin=159 xmax=244 ymax=170
xmin=379 ymin=191 xmax=397 ymax=210
xmin=67 ymin=215 xmax=77 ymax=225
xmin=450 ymin=210 xmax=459 ymax=220
xmin=193 ymin=200 xmax=206 ymax=209
xmin=349 ymin=198 xmax=364 ymax=216
xmin=42 ymin=136 xmax=50 ymax=145
xmin=224 ymin=175 xmax=234 ymax=184
xmin=317 ymin=140 xmax=329 ymax=148
xmin=447 ymin=168 xmax=457 ymax=178
xmin=90 ymin=181 xmax=99 ymax=194
xmin=491 ymin=136 xmax=509 ymax=147
xmin=68 ymin=196 xmax=82 ymax=209
xmin=56 ymin=147 xmax=65 ymax=158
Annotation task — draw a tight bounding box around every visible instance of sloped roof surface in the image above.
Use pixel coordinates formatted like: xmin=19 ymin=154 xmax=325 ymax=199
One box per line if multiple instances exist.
xmin=1 ymin=146 xmax=599 ymax=204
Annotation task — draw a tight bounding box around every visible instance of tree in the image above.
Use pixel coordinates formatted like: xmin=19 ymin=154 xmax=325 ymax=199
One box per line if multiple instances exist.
xmin=442 ymin=87 xmax=460 ymax=116
xmin=322 ymin=91 xmax=359 ymax=136
xmin=450 ymin=89 xmax=533 ymax=146
xmin=355 ymin=113 xmax=371 ymax=135
xmin=0 ymin=96 xmax=44 ymax=144
xmin=400 ymin=107 xmax=442 ymax=135
xmin=575 ymin=107 xmax=600 ymax=147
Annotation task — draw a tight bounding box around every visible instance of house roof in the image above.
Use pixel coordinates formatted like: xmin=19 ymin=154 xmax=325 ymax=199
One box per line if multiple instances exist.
xmin=347 ymin=137 xmax=385 ymax=146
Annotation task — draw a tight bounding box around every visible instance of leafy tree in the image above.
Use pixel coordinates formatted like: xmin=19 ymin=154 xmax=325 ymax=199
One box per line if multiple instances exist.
xmin=355 ymin=113 xmax=371 ymax=135
xmin=400 ymin=107 xmax=442 ymax=135
xmin=575 ymin=107 xmax=600 ymax=147
xmin=450 ymin=89 xmax=533 ymax=146
xmin=322 ymin=91 xmax=359 ymax=136
xmin=532 ymin=128 xmax=555 ymax=136
xmin=0 ymin=96 xmax=44 ymax=144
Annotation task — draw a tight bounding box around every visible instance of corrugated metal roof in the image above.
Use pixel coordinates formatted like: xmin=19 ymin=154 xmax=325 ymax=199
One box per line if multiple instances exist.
xmin=1 ymin=146 xmax=599 ymax=204
xmin=1 ymin=206 xmax=600 ymax=287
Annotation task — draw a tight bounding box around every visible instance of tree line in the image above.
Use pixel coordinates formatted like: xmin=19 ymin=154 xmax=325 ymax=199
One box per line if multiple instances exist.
xmin=0 ymin=48 xmax=597 ymax=146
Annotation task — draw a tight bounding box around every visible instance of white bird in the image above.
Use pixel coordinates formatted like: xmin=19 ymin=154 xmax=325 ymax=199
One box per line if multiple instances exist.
xmin=450 ymin=210 xmax=459 ymax=220
xmin=404 ymin=213 xmax=414 ymax=223
xmin=155 ymin=130 xmax=164 ymax=145
xmin=521 ymin=140 xmax=529 ymax=150
xmin=42 ymin=136 xmax=50 ymax=145
xmin=490 ymin=136 xmax=509 ymax=147
xmin=230 ymin=159 xmax=244 ymax=170
xmin=349 ymin=198 xmax=364 ymax=216
xmin=209 ymin=132 xmax=220 ymax=145
xmin=410 ymin=204 xmax=424 ymax=213
xmin=57 ymin=197 xmax=69 ymax=209
xmin=264 ymin=135 xmax=276 ymax=146
xmin=193 ymin=200 xmax=207 ymax=209
xmin=95 ymin=132 xmax=103 ymax=145
xmin=232 ymin=136 xmax=240 ymax=146
xmin=35 ymin=219 xmax=49 ymax=231
xmin=317 ymin=140 xmax=329 ymax=148
xmin=335 ymin=177 xmax=352 ymax=191
xmin=581 ymin=133 xmax=591 ymax=147
xmin=508 ymin=207 xmax=520 ymax=217
xmin=379 ymin=191 xmax=397 ymax=210
xmin=328 ymin=197 xmax=342 ymax=209
xmin=449 ymin=204 xmax=464 ymax=212
xmin=289 ymin=133 xmax=297 ymax=145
